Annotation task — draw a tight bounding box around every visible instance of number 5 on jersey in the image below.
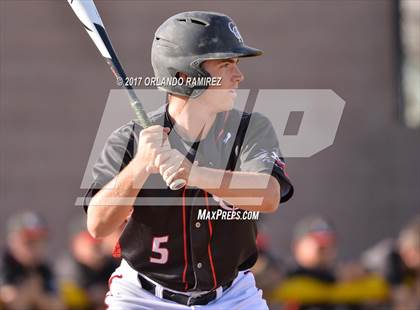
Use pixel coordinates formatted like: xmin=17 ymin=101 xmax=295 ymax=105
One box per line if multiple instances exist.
xmin=150 ymin=236 xmax=169 ymax=264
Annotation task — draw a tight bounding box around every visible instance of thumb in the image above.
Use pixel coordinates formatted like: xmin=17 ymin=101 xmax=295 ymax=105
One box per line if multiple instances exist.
xmin=146 ymin=165 xmax=159 ymax=174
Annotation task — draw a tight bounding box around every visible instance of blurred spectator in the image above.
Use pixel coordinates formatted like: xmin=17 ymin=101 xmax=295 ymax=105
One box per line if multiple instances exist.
xmin=251 ymin=231 xmax=284 ymax=308
xmin=361 ymin=215 xmax=420 ymax=309
xmin=57 ymin=225 xmax=119 ymax=310
xmin=0 ymin=210 xmax=64 ymax=310
xmin=265 ymin=216 xmax=339 ymax=310
xmin=270 ymin=215 xmax=389 ymax=310
xmin=289 ymin=216 xmax=337 ymax=283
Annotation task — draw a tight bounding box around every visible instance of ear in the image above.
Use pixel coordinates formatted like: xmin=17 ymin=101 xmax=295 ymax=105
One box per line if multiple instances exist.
xmin=176 ymin=72 xmax=188 ymax=80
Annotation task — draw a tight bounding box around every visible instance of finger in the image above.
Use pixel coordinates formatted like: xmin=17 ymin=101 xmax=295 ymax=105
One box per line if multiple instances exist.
xmin=159 ymin=155 xmax=183 ymax=175
xmin=146 ymin=165 xmax=159 ymax=174
xmin=140 ymin=126 xmax=164 ymax=139
xmin=147 ymin=126 xmax=171 ymax=136
xmin=166 ymin=168 xmax=187 ymax=187
xmin=152 ymin=130 xmax=171 ymax=147
xmin=145 ymin=139 xmax=171 ymax=153
xmin=144 ymin=132 xmax=169 ymax=141
xmin=161 ymin=136 xmax=171 ymax=148
xmin=162 ymin=165 xmax=178 ymax=182
xmin=154 ymin=150 xmax=172 ymax=168
xmin=159 ymin=143 xmax=172 ymax=153
xmin=159 ymin=162 xmax=172 ymax=177
xmin=166 ymin=149 xmax=186 ymax=163
xmin=143 ymin=125 xmax=166 ymax=132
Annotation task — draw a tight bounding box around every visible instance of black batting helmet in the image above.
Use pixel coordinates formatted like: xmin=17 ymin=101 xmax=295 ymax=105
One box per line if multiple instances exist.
xmin=151 ymin=11 xmax=263 ymax=98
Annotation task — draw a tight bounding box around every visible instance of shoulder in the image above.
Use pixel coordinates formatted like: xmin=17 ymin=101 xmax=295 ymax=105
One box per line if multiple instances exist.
xmin=224 ymin=109 xmax=272 ymax=132
xmin=247 ymin=111 xmax=273 ymax=127
xmin=110 ymin=121 xmax=137 ymax=139
xmin=227 ymin=109 xmax=272 ymax=127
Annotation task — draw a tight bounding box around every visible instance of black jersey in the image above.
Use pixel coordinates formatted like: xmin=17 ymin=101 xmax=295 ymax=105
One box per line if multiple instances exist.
xmin=84 ymin=105 xmax=293 ymax=292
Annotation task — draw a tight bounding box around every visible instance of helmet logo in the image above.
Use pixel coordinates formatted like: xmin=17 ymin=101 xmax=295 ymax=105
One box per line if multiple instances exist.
xmin=228 ymin=22 xmax=243 ymax=43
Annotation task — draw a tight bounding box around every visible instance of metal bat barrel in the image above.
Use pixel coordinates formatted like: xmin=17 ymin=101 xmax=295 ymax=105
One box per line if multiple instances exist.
xmin=67 ymin=0 xmax=186 ymax=191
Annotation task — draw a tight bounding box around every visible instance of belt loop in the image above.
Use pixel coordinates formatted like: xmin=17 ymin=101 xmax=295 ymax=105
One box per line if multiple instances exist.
xmin=215 ymin=286 xmax=223 ymax=300
xmin=155 ymin=285 xmax=163 ymax=298
xmin=187 ymin=296 xmax=193 ymax=306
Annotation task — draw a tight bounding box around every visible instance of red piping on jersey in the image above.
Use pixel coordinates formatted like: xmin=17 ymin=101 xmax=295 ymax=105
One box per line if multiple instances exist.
xmin=108 ymin=274 xmax=122 ymax=288
xmin=112 ymin=241 xmax=121 ymax=258
xmin=182 ymin=188 xmax=189 ymax=290
xmin=215 ymin=129 xmax=224 ymax=143
xmin=214 ymin=111 xmax=230 ymax=143
xmin=204 ymin=191 xmax=218 ymax=289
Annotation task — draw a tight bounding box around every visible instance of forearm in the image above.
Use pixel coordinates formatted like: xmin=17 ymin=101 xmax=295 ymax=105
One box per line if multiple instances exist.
xmin=87 ymin=159 xmax=149 ymax=238
xmin=189 ymin=167 xmax=280 ymax=212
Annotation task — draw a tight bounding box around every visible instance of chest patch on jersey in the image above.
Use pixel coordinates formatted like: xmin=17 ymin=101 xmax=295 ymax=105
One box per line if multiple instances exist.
xmin=223 ymin=132 xmax=232 ymax=144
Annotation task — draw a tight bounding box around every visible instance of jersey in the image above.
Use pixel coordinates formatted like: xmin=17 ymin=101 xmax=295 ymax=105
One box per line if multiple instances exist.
xmin=83 ymin=104 xmax=293 ymax=292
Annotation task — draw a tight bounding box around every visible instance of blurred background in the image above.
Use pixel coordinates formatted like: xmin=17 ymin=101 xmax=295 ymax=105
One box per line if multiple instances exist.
xmin=0 ymin=1 xmax=419 ymax=309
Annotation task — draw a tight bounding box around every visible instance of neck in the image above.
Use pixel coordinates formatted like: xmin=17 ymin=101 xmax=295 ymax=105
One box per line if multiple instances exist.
xmin=167 ymin=94 xmax=217 ymax=141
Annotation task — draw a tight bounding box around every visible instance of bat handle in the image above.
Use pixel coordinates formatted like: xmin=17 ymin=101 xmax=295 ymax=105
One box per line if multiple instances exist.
xmin=125 ymin=89 xmax=186 ymax=191
xmin=169 ymin=179 xmax=187 ymax=191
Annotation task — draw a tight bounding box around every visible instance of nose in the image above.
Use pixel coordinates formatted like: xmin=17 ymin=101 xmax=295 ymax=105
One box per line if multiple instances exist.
xmin=233 ymin=63 xmax=244 ymax=83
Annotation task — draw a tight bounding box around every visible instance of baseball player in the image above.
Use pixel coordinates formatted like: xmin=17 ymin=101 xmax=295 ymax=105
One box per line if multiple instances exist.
xmin=83 ymin=11 xmax=294 ymax=309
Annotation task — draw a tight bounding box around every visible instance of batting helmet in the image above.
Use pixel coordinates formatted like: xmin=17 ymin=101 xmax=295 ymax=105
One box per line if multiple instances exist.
xmin=151 ymin=11 xmax=263 ymax=98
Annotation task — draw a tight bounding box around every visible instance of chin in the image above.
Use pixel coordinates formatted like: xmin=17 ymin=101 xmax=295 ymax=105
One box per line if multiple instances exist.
xmin=203 ymin=90 xmax=236 ymax=112
xmin=217 ymin=99 xmax=235 ymax=112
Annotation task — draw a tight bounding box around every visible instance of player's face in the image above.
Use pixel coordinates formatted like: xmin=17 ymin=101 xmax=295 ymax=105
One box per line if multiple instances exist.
xmin=200 ymin=58 xmax=244 ymax=112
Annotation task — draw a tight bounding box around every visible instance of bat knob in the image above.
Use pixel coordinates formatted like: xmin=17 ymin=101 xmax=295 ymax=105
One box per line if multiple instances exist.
xmin=169 ymin=179 xmax=187 ymax=191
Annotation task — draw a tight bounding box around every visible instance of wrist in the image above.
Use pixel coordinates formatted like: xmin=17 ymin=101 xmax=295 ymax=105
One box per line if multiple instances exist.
xmin=189 ymin=166 xmax=226 ymax=189
xmin=130 ymin=156 xmax=150 ymax=177
xmin=188 ymin=165 xmax=204 ymax=187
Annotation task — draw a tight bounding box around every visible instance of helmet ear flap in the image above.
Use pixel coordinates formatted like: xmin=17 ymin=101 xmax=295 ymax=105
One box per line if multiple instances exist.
xmin=187 ymin=60 xmax=213 ymax=98
xmin=166 ymin=63 xmax=212 ymax=98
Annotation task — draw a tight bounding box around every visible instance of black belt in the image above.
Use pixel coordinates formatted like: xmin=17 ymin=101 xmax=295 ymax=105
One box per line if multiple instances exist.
xmin=138 ymin=274 xmax=233 ymax=306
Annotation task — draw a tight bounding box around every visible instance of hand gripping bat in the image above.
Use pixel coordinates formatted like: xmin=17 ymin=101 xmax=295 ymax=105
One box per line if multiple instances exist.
xmin=67 ymin=0 xmax=186 ymax=191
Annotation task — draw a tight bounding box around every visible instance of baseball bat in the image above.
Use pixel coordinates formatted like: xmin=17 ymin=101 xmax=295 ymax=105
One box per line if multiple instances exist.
xmin=67 ymin=0 xmax=186 ymax=191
